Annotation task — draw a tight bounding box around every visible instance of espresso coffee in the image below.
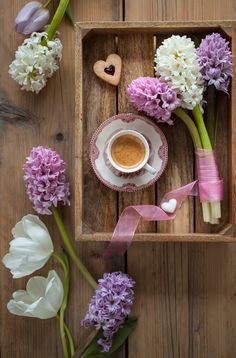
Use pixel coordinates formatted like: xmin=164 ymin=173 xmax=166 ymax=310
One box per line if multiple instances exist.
xmin=111 ymin=134 xmax=146 ymax=168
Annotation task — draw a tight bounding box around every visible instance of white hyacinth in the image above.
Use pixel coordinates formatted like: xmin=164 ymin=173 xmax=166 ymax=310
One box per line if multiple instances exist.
xmin=154 ymin=35 xmax=203 ymax=110
xmin=9 ymin=32 xmax=62 ymax=93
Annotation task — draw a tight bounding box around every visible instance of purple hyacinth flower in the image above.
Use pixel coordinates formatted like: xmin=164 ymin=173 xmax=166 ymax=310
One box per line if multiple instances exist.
xmin=23 ymin=146 xmax=70 ymax=215
xmin=15 ymin=1 xmax=49 ymax=35
xmin=82 ymin=272 xmax=135 ymax=352
xmin=197 ymin=33 xmax=233 ymax=94
xmin=127 ymin=77 xmax=180 ymax=125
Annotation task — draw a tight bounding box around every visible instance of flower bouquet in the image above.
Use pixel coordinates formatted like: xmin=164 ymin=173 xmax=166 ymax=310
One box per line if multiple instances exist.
xmin=128 ymin=33 xmax=232 ymax=224
xmin=2 ymin=146 xmax=136 ymax=357
xmin=9 ymin=0 xmax=73 ymax=93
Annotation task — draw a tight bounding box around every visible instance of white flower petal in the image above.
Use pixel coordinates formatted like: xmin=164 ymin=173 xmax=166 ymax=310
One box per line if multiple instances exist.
xmin=23 ymin=215 xmax=53 ymax=252
xmin=7 ymin=299 xmax=33 ymax=317
xmin=7 ymin=270 xmax=63 ymax=319
xmin=13 ymin=290 xmax=34 ymax=304
xmin=2 ymin=214 xmax=53 ymax=278
xmin=26 ymin=276 xmax=47 ymax=299
xmin=25 ymin=297 xmax=57 ymax=319
xmin=45 ymin=270 xmax=64 ymax=311
xmin=12 ymin=220 xmax=30 ymax=239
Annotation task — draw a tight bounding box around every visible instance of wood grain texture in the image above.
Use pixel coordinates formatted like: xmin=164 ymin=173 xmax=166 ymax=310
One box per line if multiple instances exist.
xmin=1 ymin=2 xmax=236 ymax=358
xmin=124 ymin=2 xmax=236 ymax=358
xmin=0 ymin=1 xmax=124 ymax=358
xmin=117 ymin=33 xmax=156 ymax=232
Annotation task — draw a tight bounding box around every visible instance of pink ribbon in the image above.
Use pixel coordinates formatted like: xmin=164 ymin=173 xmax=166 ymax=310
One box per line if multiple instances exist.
xmin=104 ymin=149 xmax=223 ymax=257
xmin=196 ymin=149 xmax=223 ymax=202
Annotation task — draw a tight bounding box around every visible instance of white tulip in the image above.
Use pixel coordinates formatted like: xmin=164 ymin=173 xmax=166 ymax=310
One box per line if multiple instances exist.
xmin=7 ymin=270 xmax=64 ymax=319
xmin=2 ymin=214 xmax=53 ymax=278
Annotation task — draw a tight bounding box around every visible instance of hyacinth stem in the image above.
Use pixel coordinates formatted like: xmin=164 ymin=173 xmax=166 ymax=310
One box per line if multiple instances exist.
xmin=174 ymin=108 xmax=212 ymax=223
xmin=192 ymin=104 xmax=221 ymax=223
xmin=46 ymin=0 xmax=69 ymax=40
xmin=206 ymin=85 xmax=217 ymax=148
xmin=52 ymin=207 xmax=97 ymax=289
xmin=173 ymin=108 xmax=202 ymax=149
xmin=192 ymin=105 xmax=212 ymax=150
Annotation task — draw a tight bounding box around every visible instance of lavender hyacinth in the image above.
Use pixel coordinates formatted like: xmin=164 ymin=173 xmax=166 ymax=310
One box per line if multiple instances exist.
xmin=128 ymin=77 xmax=180 ymax=124
xmin=197 ymin=33 xmax=233 ymax=93
xmin=82 ymin=272 xmax=135 ymax=352
xmin=23 ymin=146 xmax=70 ymax=215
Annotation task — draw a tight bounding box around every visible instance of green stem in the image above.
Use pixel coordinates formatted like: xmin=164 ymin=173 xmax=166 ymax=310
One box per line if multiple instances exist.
xmin=206 ymin=85 xmax=217 ymax=148
xmin=54 ymin=253 xmax=70 ymax=358
xmin=192 ymin=104 xmax=212 ymax=150
xmin=56 ymin=314 xmax=75 ymax=357
xmin=43 ymin=0 xmax=52 ymax=8
xmin=173 ymin=108 xmax=202 ymax=149
xmin=60 ymin=303 xmax=69 ymax=358
xmin=46 ymin=0 xmax=69 ymax=40
xmin=52 ymin=206 xmax=97 ymax=289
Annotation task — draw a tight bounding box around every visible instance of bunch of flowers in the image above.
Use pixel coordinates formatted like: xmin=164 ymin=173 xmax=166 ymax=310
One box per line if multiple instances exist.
xmin=9 ymin=0 xmax=70 ymax=93
xmin=128 ymin=33 xmax=233 ymax=224
xmin=82 ymin=272 xmax=135 ymax=352
xmin=2 ymin=146 xmax=135 ymax=358
xmin=9 ymin=32 xmax=62 ymax=93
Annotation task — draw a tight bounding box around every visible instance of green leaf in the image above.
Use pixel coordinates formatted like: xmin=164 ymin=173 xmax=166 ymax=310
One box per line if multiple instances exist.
xmin=65 ymin=2 xmax=74 ymax=26
xmin=79 ymin=318 xmax=137 ymax=358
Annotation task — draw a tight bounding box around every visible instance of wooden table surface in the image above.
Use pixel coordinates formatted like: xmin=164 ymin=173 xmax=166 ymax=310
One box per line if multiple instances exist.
xmin=1 ymin=1 xmax=236 ymax=357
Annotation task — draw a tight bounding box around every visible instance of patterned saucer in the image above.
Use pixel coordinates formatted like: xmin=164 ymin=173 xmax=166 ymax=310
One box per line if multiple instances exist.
xmin=90 ymin=113 xmax=168 ymax=192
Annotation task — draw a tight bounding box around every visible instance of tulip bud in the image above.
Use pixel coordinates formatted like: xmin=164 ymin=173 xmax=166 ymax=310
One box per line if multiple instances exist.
xmin=15 ymin=1 xmax=50 ymax=35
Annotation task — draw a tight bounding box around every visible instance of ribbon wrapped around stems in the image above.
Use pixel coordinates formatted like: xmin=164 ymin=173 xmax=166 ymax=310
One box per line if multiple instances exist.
xmin=196 ymin=148 xmax=223 ymax=203
xmin=104 ymin=149 xmax=224 ymax=257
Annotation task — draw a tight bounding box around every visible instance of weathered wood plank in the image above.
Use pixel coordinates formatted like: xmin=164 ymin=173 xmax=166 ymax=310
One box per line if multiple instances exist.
xmin=81 ymin=33 xmax=117 ymax=233
xmin=117 ymin=33 xmax=156 ymax=233
xmin=0 ymin=1 xmax=124 ymax=358
xmin=125 ymin=1 xmax=236 ymax=358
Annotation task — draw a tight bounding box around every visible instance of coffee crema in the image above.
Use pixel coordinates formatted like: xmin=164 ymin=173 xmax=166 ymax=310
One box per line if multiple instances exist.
xmin=111 ymin=134 xmax=146 ymax=168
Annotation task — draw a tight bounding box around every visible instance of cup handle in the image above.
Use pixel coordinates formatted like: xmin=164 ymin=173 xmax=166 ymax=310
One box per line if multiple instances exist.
xmin=144 ymin=163 xmax=157 ymax=175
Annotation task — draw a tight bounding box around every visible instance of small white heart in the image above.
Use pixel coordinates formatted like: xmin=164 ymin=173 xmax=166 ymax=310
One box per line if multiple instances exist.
xmin=161 ymin=198 xmax=177 ymax=214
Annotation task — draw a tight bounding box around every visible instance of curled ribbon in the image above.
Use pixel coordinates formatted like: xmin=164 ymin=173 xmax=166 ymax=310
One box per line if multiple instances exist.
xmin=104 ymin=149 xmax=224 ymax=257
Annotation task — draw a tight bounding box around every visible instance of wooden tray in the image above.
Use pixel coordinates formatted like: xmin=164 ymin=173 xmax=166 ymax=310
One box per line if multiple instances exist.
xmin=75 ymin=21 xmax=236 ymax=242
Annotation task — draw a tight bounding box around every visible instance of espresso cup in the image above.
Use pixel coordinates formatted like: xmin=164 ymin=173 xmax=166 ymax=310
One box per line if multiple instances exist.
xmin=107 ymin=129 xmax=156 ymax=174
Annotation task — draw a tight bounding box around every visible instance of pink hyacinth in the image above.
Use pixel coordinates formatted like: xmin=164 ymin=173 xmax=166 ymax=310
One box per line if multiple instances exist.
xmin=128 ymin=76 xmax=180 ymax=125
xmin=23 ymin=146 xmax=70 ymax=215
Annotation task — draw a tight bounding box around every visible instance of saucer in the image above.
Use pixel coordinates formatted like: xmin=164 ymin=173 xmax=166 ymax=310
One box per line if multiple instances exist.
xmin=90 ymin=113 xmax=168 ymax=192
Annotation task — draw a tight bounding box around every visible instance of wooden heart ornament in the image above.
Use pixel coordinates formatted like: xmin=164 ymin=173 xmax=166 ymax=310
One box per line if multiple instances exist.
xmin=93 ymin=54 xmax=122 ymax=86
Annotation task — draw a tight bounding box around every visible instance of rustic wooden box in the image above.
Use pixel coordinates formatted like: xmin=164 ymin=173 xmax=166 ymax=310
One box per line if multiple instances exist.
xmin=75 ymin=21 xmax=236 ymax=242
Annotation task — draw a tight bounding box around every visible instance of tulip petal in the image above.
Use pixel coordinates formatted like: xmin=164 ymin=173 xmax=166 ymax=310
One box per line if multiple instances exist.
xmin=12 ymin=220 xmax=30 ymax=239
xmin=3 ymin=252 xmax=49 ymax=278
xmin=7 ymin=299 xmax=33 ymax=317
xmin=25 ymin=297 xmax=57 ymax=319
xmin=26 ymin=276 xmax=47 ymax=300
xmin=45 ymin=271 xmax=64 ymax=311
xmin=23 ymin=8 xmax=49 ymax=35
xmin=15 ymin=1 xmax=41 ymax=33
xmin=13 ymin=290 xmax=34 ymax=304
xmin=23 ymin=215 xmax=53 ymax=252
